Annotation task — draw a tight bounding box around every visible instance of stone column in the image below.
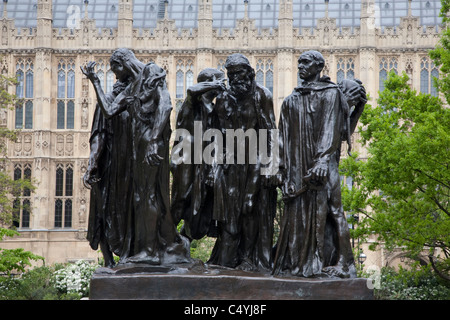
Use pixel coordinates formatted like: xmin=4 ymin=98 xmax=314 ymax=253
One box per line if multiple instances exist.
xmin=118 ymin=0 xmax=133 ymax=48
xmin=359 ymin=0 xmax=377 ymax=100
xmin=197 ymin=0 xmax=213 ymax=73
xmin=276 ymin=0 xmax=294 ymax=119
xmin=36 ymin=0 xmax=52 ymax=48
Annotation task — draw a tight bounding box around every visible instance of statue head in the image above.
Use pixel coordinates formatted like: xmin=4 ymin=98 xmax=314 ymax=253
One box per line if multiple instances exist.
xmin=197 ymin=68 xmax=226 ymax=101
xmin=197 ymin=68 xmax=225 ymax=83
xmin=298 ymin=50 xmax=325 ymax=82
xmin=109 ymin=48 xmax=145 ymax=82
xmin=224 ymin=53 xmax=255 ymax=96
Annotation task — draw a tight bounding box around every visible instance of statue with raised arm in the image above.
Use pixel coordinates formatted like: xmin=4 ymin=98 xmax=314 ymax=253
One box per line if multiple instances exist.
xmin=171 ymin=68 xmax=226 ymax=240
xmin=82 ymin=50 xmax=132 ymax=268
xmin=273 ymin=51 xmax=367 ymax=278
xmin=82 ymin=48 xmax=191 ymax=266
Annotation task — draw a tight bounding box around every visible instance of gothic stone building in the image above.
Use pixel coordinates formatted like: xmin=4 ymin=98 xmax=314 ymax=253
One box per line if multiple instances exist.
xmin=0 ymin=0 xmax=443 ymax=268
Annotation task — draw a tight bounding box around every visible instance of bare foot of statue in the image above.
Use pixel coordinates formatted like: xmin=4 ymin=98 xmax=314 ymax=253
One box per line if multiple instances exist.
xmin=322 ymin=263 xmax=357 ymax=278
xmin=236 ymin=258 xmax=257 ymax=272
xmin=125 ymin=251 xmax=161 ymax=265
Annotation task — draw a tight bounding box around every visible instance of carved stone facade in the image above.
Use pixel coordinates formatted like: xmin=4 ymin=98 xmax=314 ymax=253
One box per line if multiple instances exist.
xmin=0 ymin=0 xmax=443 ymax=267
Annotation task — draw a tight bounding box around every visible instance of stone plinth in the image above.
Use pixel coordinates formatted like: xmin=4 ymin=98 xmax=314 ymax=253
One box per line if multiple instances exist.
xmin=89 ymin=262 xmax=374 ymax=300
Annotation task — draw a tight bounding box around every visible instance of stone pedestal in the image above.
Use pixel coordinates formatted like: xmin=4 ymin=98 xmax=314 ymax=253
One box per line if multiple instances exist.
xmin=89 ymin=262 xmax=374 ymax=300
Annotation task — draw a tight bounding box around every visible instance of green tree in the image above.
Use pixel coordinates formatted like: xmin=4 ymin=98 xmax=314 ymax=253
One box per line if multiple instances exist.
xmin=0 ymin=68 xmax=42 ymax=275
xmin=340 ymin=72 xmax=450 ymax=282
xmin=430 ymin=0 xmax=450 ymax=105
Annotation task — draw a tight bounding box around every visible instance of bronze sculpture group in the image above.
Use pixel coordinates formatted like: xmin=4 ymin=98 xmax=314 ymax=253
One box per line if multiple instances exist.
xmin=82 ymin=48 xmax=367 ymax=279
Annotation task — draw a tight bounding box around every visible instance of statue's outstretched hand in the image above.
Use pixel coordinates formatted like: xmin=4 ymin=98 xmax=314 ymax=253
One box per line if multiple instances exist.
xmin=81 ymin=61 xmax=99 ymax=83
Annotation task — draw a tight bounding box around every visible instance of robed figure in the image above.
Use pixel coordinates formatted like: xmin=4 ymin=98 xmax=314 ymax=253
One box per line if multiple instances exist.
xmin=273 ymin=51 xmax=358 ymax=278
xmin=83 ymin=49 xmax=132 ymax=267
xmin=171 ymin=68 xmax=226 ymax=240
xmin=83 ymin=49 xmax=190 ymax=266
xmin=208 ymin=54 xmax=278 ymax=272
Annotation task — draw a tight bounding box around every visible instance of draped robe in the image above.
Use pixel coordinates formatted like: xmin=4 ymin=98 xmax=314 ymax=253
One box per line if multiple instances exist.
xmin=170 ymin=88 xmax=219 ymax=240
xmin=273 ymin=78 xmax=355 ymax=277
xmin=87 ymin=82 xmax=130 ymax=258
xmin=208 ymin=83 xmax=278 ymax=271
xmin=107 ymin=63 xmax=191 ymax=264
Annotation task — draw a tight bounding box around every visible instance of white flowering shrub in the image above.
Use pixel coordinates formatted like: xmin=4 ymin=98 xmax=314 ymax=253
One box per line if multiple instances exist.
xmin=364 ymin=266 xmax=450 ymax=300
xmin=53 ymin=260 xmax=99 ymax=297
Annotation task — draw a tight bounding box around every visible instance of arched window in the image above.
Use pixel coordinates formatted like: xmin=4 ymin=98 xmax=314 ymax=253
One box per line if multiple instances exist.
xmin=379 ymin=57 xmax=398 ymax=92
xmin=420 ymin=57 xmax=439 ymax=97
xmin=57 ymin=59 xmax=76 ymax=129
xmin=12 ymin=163 xmax=32 ymax=228
xmin=15 ymin=59 xmax=34 ymax=129
xmin=54 ymin=164 xmax=73 ymax=228
xmin=175 ymin=58 xmax=195 ymax=110
xmin=255 ymin=58 xmax=274 ymax=94
xmin=337 ymin=57 xmax=355 ymax=83
xmin=95 ymin=59 xmax=115 ymax=94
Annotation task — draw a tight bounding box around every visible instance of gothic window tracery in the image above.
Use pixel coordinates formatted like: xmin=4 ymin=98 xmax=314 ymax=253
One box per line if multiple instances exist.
xmin=54 ymin=163 xmax=73 ymax=228
xmin=175 ymin=58 xmax=194 ymax=110
xmin=255 ymin=58 xmax=274 ymax=94
xmin=379 ymin=57 xmax=398 ymax=91
xmin=12 ymin=163 xmax=32 ymax=228
xmin=57 ymin=58 xmax=76 ymax=129
xmin=420 ymin=57 xmax=439 ymax=96
xmin=336 ymin=57 xmax=355 ymax=83
xmin=15 ymin=58 xmax=34 ymax=129
xmin=95 ymin=59 xmax=115 ymax=94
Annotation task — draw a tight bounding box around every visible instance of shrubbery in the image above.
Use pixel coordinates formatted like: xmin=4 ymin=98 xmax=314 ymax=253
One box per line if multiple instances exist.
xmin=366 ymin=265 xmax=450 ymax=300
xmin=0 ymin=260 xmax=99 ymax=300
xmin=52 ymin=260 xmax=99 ymax=297
xmin=2 ymin=258 xmax=450 ymax=300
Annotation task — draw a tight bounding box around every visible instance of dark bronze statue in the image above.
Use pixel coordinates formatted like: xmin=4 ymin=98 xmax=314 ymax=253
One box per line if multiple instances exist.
xmin=171 ymin=68 xmax=226 ymax=240
xmin=207 ymin=53 xmax=279 ymax=272
xmin=273 ymin=50 xmax=367 ymax=278
xmin=82 ymin=49 xmax=132 ymax=268
xmin=83 ymin=48 xmax=367 ymax=282
xmin=82 ymin=48 xmax=191 ymax=266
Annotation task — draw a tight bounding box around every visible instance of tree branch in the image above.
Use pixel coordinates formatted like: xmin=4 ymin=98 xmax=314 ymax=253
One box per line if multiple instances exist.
xmin=429 ymin=255 xmax=450 ymax=283
xmin=414 ymin=168 xmax=450 ymax=190
xmin=416 ymin=185 xmax=450 ymax=218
